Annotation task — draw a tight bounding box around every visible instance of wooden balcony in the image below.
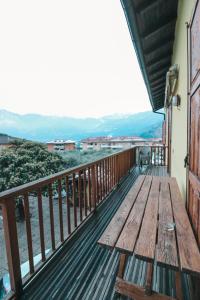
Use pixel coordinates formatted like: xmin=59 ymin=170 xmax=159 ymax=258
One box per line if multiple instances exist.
xmin=1 ymin=146 xmax=191 ymax=300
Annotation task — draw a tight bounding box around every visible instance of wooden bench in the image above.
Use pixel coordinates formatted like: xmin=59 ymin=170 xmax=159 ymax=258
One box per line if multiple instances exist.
xmin=98 ymin=175 xmax=200 ymax=299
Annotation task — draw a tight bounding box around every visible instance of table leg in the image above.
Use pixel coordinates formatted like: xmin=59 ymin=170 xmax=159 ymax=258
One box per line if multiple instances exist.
xmin=175 ymin=271 xmax=183 ymax=300
xmin=145 ymin=262 xmax=153 ymax=296
xmin=191 ymin=276 xmax=200 ymax=300
xmin=117 ymin=253 xmax=127 ymax=279
xmin=115 ymin=256 xmax=176 ymax=300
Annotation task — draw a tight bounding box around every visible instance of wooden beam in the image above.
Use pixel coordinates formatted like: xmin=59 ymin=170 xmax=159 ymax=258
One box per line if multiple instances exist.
xmin=169 ymin=178 xmax=200 ymax=275
xmin=145 ymin=42 xmax=173 ymax=66
xmin=149 ymin=67 xmax=169 ymax=82
xmin=115 ymin=277 xmax=176 ymax=300
xmin=150 ymin=77 xmax=166 ymax=88
xmin=135 ymin=177 xmax=160 ymax=261
xmin=115 ymin=176 xmax=152 ymax=253
xmin=156 ymin=180 xmax=179 ymax=269
xmin=98 ymin=176 xmax=145 ymax=249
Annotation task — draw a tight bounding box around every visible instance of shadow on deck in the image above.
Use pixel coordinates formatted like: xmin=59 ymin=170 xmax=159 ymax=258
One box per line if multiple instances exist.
xmin=21 ymin=166 xmax=191 ymax=300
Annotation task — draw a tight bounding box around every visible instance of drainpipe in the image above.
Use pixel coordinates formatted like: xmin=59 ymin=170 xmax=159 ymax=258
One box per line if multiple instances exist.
xmin=153 ymin=110 xmax=165 ymax=120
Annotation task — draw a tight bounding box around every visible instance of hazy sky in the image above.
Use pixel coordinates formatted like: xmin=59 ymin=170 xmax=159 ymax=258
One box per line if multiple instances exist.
xmin=0 ymin=0 xmax=150 ymax=118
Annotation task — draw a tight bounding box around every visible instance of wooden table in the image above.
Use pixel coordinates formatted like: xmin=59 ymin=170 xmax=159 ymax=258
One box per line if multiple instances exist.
xmin=98 ymin=175 xmax=200 ymax=300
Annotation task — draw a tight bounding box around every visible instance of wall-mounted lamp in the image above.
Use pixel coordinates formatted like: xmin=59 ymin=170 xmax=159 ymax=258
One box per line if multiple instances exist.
xmin=172 ymin=94 xmax=181 ymax=107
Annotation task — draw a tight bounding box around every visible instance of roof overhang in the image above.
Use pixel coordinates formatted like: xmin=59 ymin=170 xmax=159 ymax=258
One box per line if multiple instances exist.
xmin=121 ymin=0 xmax=178 ymax=111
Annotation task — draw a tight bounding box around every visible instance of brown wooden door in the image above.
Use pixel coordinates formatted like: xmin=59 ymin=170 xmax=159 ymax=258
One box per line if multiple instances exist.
xmin=188 ymin=0 xmax=200 ymax=246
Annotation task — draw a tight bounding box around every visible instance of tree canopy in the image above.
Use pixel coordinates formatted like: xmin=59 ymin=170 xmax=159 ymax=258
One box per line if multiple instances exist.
xmin=0 ymin=140 xmax=76 ymax=192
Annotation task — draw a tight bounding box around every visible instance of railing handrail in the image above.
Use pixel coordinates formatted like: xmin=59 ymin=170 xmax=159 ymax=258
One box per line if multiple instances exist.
xmin=0 ymin=147 xmax=137 ymax=201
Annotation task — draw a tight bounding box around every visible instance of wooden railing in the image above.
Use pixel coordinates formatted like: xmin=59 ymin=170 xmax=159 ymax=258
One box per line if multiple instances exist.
xmin=136 ymin=145 xmax=167 ymax=167
xmin=0 ymin=148 xmax=136 ymax=299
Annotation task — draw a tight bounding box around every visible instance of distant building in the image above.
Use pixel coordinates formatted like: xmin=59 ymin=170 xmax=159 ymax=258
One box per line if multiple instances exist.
xmin=46 ymin=140 xmax=76 ymax=152
xmin=0 ymin=134 xmax=15 ymax=150
xmin=80 ymin=136 xmax=162 ymax=151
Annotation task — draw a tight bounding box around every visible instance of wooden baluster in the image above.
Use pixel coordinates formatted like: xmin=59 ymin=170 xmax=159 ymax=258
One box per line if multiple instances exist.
xmin=125 ymin=152 xmax=126 ymax=174
xmin=24 ymin=192 xmax=34 ymax=273
xmin=99 ymin=162 xmax=102 ymax=202
xmin=124 ymin=152 xmax=127 ymax=174
xmin=126 ymin=151 xmax=128 ymax=173
xmin=66 ymin=176 xmax=71 ymax=235
xmin=162 ymin=147 xmax=164 ymax=166
xmin=111 ymin=156 xmax=114 ymax=188
xmin=72 ymin=173 xmax=77 ymax=228
xmin=113 ymin=156 xmax=116 ymax=186
xmin=116 ymin=155 xmax=119 ymax=184
xmin=111 ymin=156 xmax=113 ymax=188
xmin=121 ymin=153 xmax=123 ymax=178
xmin=116 ymin=154 xmax=119 ymax=183
xmin=105 ymin=159 xmax=107 ymax=195
xmin=131 ymin=149 xmax=133 ymax=167
xmin=78 ymin=170 xmax=83 ymax=222
xmin=91 ymin=165 xmax=97 ymax=209
xmin=106 ymin=158 xmax=109 ymax=195
xmin=163 ymin=146 xmax=166 ymax=166
xmin=83 ymin=169 xmax=87 ymax=217
xmin=48 ymin=184 xmax=55 ymax=250
xmin=102 ymin=160 xmax=105 ymax=198
xmin=88 ymin=167 xmax=92 ymax=212
xmin=127 ymin=151 xmax=129 ymax=172
xmin=110 ymin=157 xmax=112 ymax=190
xmin=119 ymin=154 xmax=122 ymax=179
xmin=2 ymin=199 xmax=22 ymax=296
xmin=108 ymin=157 xmax=111 ymax=190
xmin=104 ymin=159 xmax=107 ymax=195
xmin=95 ymin=163 xmax=99 ymax=204
xmin=37 ymin=188 xmax=46 ymax=262
xmin=58 ymin=179 xmax=64 ymax=242
xmin=108 ymin=158 xmax=110 ymax=193
xmin=130 ymin=150 xmax=132 ymax=169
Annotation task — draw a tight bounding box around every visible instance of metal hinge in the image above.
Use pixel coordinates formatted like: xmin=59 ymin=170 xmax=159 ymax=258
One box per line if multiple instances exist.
xmin=184 ymin=154 xmax=189 ymax=168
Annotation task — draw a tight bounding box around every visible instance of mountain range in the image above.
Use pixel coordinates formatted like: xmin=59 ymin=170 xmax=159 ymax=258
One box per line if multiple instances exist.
xmin=0 ymin=109 xmax=163 ymax=142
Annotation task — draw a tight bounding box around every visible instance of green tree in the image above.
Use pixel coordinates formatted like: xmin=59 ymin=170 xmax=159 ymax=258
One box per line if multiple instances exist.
xmin=0 ymin=140 xmax=71 ymax=192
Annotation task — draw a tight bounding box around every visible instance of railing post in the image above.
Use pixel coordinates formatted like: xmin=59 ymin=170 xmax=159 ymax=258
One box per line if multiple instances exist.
xmin=91 ymin=164 xmax=97 ymax=210
xmin=1 ymin=199 xmax=22 ymax=298
xmin=164 ymin=146 xmax=166 ymax=166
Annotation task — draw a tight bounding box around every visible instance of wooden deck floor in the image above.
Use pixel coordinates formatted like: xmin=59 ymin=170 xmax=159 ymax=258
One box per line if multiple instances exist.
xmin=144 ymin=165 xmax=169 ymax=176
xmin=21 ymin=166 xmax=191 ymax=300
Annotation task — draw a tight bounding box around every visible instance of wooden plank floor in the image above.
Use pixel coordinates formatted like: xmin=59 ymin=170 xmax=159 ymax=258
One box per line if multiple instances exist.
xmin=21 ymin=166 xmax=191 ymax=300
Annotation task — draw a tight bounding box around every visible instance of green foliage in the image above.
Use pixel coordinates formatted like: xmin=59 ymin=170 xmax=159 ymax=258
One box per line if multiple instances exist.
xmin=0 ymin=140 xmax=117 ymax=193
xmin=61 ymin=149 xmax=117 ymax=165
xmin=0 ymin=140 xmax=68 ymax=192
